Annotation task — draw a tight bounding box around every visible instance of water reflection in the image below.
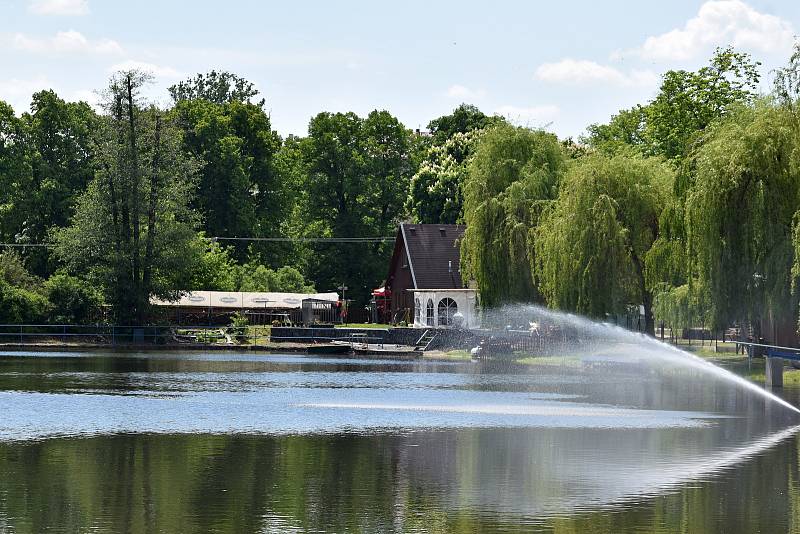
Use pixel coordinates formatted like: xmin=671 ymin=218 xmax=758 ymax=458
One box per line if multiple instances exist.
xmin=0 ymin=350 xmax=799 ymax=533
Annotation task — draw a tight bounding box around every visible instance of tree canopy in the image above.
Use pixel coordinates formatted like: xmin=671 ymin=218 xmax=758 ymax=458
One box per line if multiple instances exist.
xmin=536 ymin=154 xmax=673 ymax=333
xmin=460 ymin=123 xmax=566 ymax=306
xmin=54 ymin=72 xmax=200 ymax=324
xmin=687 ymin=102 xmax=800 ymax=333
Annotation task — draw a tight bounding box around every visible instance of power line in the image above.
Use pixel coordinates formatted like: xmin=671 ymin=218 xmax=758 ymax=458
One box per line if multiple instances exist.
xmin=212 ymin=236 xmax=395 ymax=243
xmin=0 ymin=236 xmax=396 ymax=247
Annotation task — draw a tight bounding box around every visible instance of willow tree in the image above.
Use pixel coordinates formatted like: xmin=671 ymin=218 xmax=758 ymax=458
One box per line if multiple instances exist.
xmin=54 ymin=72 xmax=199 ymax=324
xmin=686 ymin=101 xmax=800 ymax=337
xmin=460 ymin=124 xmax=566 ymax=306
xmin=535 ymin=154 xmax=673 ymax=334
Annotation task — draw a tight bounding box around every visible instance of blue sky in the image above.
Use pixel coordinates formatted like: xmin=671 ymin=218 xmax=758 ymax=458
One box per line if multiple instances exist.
xmin=1 ymin=0 xmax=799 ymax=139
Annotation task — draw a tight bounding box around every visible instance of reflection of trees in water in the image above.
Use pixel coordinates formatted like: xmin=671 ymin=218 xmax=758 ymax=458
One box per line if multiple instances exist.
xmin=0 ymin=429 xmax=798 ymax=533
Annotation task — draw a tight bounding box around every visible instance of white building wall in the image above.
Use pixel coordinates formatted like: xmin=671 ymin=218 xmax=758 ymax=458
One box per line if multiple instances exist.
xmin=411 ymin=290 xmax=479 ymax=329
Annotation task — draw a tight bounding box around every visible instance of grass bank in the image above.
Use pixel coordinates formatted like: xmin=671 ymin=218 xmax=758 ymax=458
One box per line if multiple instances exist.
xmin=684 ymin=345 xmax=800 ymax=386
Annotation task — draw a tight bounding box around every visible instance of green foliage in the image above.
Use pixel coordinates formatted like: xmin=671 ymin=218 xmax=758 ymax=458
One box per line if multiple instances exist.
xmin=652 ymin=282 xmax=711 ymax=332
xmin=536 ymin=154 xmax=673 ymax=332
xmin=54 ymin=71 xmax=200 ymax=324
xmin=584 ymin=47 xmax=760 ymax=162
xmin=43 ymin=273 xmax=102 ymax=324
xmin=0 ymin=250 xmax=41 ymax=290
xmin=407 ymin=130 xmax=478 ymax=224
xmin=300 ymin=110 xmax=414 ymax=303
xmin=187 ymin=237 xmax=315 ymax=293
xmin=171 ymin=96 xmax=283 ymax=259
xmin=228 ymin=311 xmax=249 ymax=342
xmin=187 ymin=237 xmax=239 ymax=291
xmin=168 ymin=70 xmax=264 ymax=106
xmin=0 ymin=279 xmax=49 ymax=323
xmin=645 ymin=47 xmax=760 ymax=161
xmin=4 ymin=49 xmax=800 ymax=337
xmin=237 ymin=263 xmax=314 ymax=293
xmin=688 ymin=101 xmax=800 ymax=331
xmin=583 ymin=106 xmax=647 ymax=156
xmin=774 ymin=42 xmax=800 ymax=108
xmin=427 ymin=104 xmax=502 ymax=145
xmin=461 ymin=124 xmax=566 ymax=306
xmin=23 ymin=92 xmax=97 ymax=275
xmin=0 ymin=250 xmax=49 ymax=323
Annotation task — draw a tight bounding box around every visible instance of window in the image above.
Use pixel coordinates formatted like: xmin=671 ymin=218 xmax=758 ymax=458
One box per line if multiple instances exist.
xmin=438 ymin=298 xmax=458 ymax=326
xmin=414 ymin=298 xmax=421 ymax=324
xmin=426 ymin=299 xmax=435 ymax=326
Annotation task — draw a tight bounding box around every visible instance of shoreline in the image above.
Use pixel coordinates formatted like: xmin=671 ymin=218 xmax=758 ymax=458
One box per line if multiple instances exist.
xmin=0 ymin=342 xmax=433 ymax=361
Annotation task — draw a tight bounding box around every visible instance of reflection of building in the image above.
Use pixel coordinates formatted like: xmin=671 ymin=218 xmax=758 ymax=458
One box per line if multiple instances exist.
xmin=384 ymin=224 xmax=476 ymax=326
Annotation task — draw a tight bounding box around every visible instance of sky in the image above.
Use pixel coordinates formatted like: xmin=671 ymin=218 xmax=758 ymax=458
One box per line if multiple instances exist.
xmin=1 ymin=0 xmax=800 ymax=140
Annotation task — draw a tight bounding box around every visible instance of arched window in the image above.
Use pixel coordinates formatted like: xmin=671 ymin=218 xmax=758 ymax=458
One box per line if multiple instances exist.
xmin=414 ymin=298 xmax=421 ymax=325
xmin=426 ymin=299 xmax=435 ymax=326
xmin=438 ymin=298 xmax=458 ymax=326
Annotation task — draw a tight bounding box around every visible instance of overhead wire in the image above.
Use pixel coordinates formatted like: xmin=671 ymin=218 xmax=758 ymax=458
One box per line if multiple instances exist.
xmin=0 ymin=236 xmax=396 ymax=247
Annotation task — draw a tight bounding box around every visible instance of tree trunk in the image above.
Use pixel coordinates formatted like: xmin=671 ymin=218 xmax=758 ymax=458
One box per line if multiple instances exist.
xmin=126 ymin=75 xmax=142 ymax=323
xmin=114 ymin=94 xmax=133 ymax=324
xmin=142 ymin=114 xmax=161 ymax=318
xmin=631 ymin=252 xmax=656 ymax=337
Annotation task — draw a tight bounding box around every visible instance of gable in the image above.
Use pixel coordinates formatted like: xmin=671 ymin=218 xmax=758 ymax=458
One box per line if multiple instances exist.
xmin=402 ymin=224 xmax=465 ymax=289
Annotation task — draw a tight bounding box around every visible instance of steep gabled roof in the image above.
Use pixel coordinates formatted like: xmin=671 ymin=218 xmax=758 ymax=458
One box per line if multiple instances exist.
xmin=400 ymin=223 xmax=465 ymax=289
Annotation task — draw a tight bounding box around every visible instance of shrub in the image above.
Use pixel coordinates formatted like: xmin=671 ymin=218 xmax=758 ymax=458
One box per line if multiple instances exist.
xmin=44 ymin=274 xmax=102 ymax=324
xmin=0 ymin=280 xmax=50 ymax=324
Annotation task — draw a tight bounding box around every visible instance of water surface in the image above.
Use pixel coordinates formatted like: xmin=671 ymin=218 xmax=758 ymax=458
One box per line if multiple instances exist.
xmin=0 ymin=349 xmax=799 ymax=533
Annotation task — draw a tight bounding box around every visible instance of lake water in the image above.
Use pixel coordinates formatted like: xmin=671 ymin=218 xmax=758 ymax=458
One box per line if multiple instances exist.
xmin=1 ymin=349 xmax=799 ymax=533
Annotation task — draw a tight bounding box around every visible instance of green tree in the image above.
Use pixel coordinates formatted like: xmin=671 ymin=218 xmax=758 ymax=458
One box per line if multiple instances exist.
xmin=187 ymin=237 xmax=239 ymax=291
xmin=427 ymin=103 xmax=501 ymax=145
xmin=0 ymin=279 xmax=49 ymax=323
xmin=168 ymin=70 xmax=264 ymax=106
xmin=407 ymin=130 xmax=478 ymax=224
xmin=583 ymin=106 xmax=647 ymax=155
xmin=237 ymin=264 xmax=314 ymax=293
xmin=44 ymin=273 xmax=102 ymax=324
xmin=171 ymin=94 xmax=283 ymax=260
xmin=0 ymin=92 xmax=99 ymax=277
xmin=461 ymin=124 xmax=566 ymax=306
xmin=536 ymin=154 xmax=673 ymax=334
xmin=0 ymin=250 xmax=49 ymax=323
xmin=0 ymin=102 xmax=34 ymax=258
xmin=0 ymin=250 xmax=41 ymax=290
xmin=54 ymin=72 xmax=199 ymax=324
xmin=687 ymin=101 xmax=799 ymax=334
xmin=645 ymin=47 xmax=760 ymax=161
xmin=584 ymin=47 xmax=760 ymax=162
xmin=301 ymin=110 xmax=414 ymax=303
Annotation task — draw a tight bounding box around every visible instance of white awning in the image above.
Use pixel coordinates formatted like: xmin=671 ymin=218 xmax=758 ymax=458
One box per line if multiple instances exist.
xmin=151 ymin=291 xmax=339 ymax=309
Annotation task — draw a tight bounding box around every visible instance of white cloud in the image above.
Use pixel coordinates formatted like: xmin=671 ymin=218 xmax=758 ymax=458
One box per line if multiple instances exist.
xmin=11 ymin=30 xmax=122 ymax=56
xmin=535 ymin=59 xmax=658 ymax=88
xmin=494 ymin=105 xmax=560 ymax=126
xmin=633 ymin=0 xmax=794 ymax=61
xmin=0 ymin=76 xmax=52 ymax=113
xmin=108 ymin=60 xmax=183 ymax=79
xmin=29 ymin=0 xmax=89 ymax=16
xmin=70 ymin=89 xmax=101 ymax=110
xmin=445 ymin=84 xmax=486 ymax=100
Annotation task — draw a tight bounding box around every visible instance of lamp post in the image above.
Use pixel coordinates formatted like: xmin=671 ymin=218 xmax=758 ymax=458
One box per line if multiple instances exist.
xmin=338 ymin=285 xmax=348 ymax=325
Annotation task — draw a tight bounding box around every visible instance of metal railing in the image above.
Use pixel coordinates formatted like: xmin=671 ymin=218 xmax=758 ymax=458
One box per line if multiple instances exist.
xmin=0 ymin=324 xmax=390 ymax=347
xmin=0 ymin=324 xmax=268 ymax=346
xmin=735 ymin=340 xmax=800 ymax=361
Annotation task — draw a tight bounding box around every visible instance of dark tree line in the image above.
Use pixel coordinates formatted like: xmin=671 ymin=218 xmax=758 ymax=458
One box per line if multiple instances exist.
xmin=6 ymin=45 xmax=796 ymax=332
xmin=0 ymin=70 xmax=494 ymax=323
